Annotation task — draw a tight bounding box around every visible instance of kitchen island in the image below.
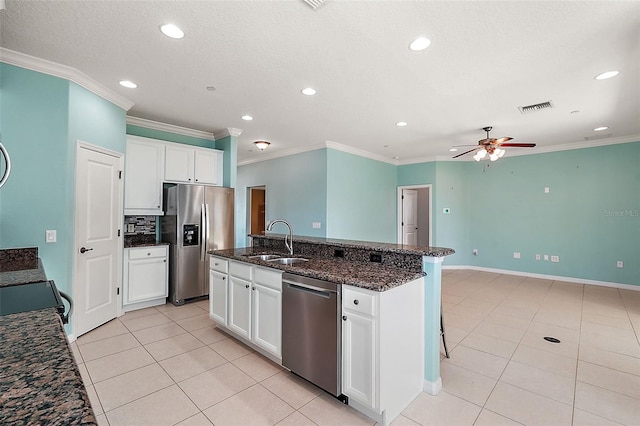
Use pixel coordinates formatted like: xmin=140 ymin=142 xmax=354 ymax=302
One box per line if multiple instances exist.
xmin=0 ymin=248 xmax=96 ymax=425
xmin=212 ymin=233 xmax=455 ymax=423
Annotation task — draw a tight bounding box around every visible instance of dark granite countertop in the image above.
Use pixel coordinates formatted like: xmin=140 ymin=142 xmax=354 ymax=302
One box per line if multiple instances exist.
xmin=0 ymin=309 xmax=96 ymax=425
xmin=0 ymin=259 xmax=47 ymax=287
xmin=124 ymin=241 xmax=170 ymax=248
xmin=211 ymin=247 xmax=426 ymax=292
xmin=0 ymin=247 xmax=96 ymax=425
xmin=249 ymin=234 xmax=456 ymax=257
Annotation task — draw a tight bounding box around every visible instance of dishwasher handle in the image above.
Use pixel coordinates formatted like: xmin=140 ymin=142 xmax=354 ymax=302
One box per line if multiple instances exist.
xmin=283 ymin=280 xmax=337 ymax=298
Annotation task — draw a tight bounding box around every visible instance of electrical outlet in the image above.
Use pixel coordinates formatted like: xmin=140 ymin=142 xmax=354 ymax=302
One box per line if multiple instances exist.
xmin=45 ymin=230 xmax=57 ymax=243
xmin=535 ymin=254 xmax=541 ymax=261
xmin=617 ymin=261 xmax=624 ymax=268
xmin=472 ymin=249 xmax=478 ymax=255
xmin=513 ymin=252 xmax=521 ymax=259
xmin=551 ymin=255 xmax=560 ymax=263
xmin=544 ymin=187 xmax=550 ymax=193
xmin=544 ymin=254 xmax=549 ymax=261
xmin=312 ymin=222 xmax=321 ymax=229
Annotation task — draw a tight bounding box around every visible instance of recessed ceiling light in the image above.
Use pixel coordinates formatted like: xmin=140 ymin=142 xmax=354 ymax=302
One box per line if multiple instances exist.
xmin=595 ymin=70 xmax=619 ymax=80
xmin=241 ymin=115 xmax=253 ymax=121
xmin=301 ymin=87 xmax=317 ymax=96
xmin=449 ymin=148 xmax=458 ymax=152
xmin=119 ymin=80 xmax=137 ymax=89
xmin=160 ymin=24 xmax=184 ymax=39
xmin=409 ymin=37 xmax=431 ymax=51
xmin=396 ymin=121 xmax=408 ymax=127
xmin=593 ymin=126 xmax=609 ymax=131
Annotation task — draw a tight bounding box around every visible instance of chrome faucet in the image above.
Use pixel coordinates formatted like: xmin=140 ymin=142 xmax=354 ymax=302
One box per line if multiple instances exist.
xmin=266 ymin=219 xmax=293 ymax=255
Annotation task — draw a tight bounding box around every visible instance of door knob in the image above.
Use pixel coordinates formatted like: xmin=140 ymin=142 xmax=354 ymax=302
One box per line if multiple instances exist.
xmin=80 ymin=247 xmax=93 ymax=254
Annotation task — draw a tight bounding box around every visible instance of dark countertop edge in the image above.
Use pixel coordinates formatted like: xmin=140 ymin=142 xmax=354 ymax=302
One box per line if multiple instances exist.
xmin=124 ymin=241 xmax=170 ymax=248
xmin=210 ymin=247 xmax=426 ymax=292
xmin=249 ymin=233 xmax=455 ymax=257
xmin=0 ymin=258 xmax=48 ymax=287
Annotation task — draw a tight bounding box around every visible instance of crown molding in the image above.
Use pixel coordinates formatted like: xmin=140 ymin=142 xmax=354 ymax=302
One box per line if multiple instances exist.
xmin=325 ymin=141 xmax=399 ymax=165
xmin=126 ymin=116 xmax=214 ymax=140
xmin=238 ymin=142 xmax=327 ymax=166
xmin=214 ymin=128 xmax=242 ymax=139
xmin=0 ymin=48 xmax=134 ymax=111
xmin=398 ymin=134 xmax=640 ymax=165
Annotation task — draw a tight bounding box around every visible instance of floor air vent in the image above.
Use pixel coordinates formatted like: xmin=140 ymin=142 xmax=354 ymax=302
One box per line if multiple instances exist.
xmin=518 ymin=101 xmax=553 ymax=114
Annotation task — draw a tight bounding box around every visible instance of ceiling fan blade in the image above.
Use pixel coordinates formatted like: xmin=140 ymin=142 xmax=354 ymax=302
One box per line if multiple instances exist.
xmin=452 ymin=144 xmax=479 ymax=147
xmin=452 ymin=147 xmax=479 ymax=158
xmin=501 ymin=143 xmax=536 ymax=147
xmin=494 ymin=137 xmax=513 ymax=144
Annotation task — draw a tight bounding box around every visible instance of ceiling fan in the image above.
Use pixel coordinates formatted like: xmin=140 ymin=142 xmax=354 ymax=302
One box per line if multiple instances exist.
xmin=452 ymin=127 xmax=536 ymax=161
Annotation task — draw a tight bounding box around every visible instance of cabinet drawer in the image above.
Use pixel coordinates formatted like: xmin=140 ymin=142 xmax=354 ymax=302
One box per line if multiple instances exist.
xmin=128 ymin=246 xmax=167 ymax=260
xmin=254 ymin=267 xmax=282 ymax=291
xmin=230 ymin=261 xmax=253 ymax=281
xmin=210 ymin=256 xmax=228 ymax=273
xmin=343 ymin=286 xmax=376 ymax=317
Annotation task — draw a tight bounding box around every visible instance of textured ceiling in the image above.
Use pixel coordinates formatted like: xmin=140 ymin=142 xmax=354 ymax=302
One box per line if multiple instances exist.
xmin=1 ymin=0 xmax=639 ymax=164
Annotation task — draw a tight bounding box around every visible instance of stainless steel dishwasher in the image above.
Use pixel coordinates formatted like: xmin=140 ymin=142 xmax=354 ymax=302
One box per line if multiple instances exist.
xmin=282 ymin=273 xmax=343 ymax=398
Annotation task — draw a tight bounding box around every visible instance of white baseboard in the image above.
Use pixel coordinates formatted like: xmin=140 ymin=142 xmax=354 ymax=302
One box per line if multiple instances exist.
xmin=66 ymin=333 xmax=76 ymax=343
xmin=442 ymin=265 xmax=639 ymax=291
xmin=423 ymin=377 xmax=442 ymax=396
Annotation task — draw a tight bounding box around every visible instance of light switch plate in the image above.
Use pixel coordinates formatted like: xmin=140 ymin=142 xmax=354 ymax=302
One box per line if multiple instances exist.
xmin=46 ymin=230 xmax=57 ymax=243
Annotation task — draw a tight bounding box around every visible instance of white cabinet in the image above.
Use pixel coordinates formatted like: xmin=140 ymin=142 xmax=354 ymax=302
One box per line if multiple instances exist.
xmin=252 ymin=268 xmax=282 ymax=357
xmin=208 ymin=256 xmax=283 ymax=360
xmin=165 ymin=142 xmax=223 ymax=185
xmin=123 ymin=245 xmax=168 ymax=311
xmin=124 ymin=136 xmax=165 ymax=215
xmin=342 ymin=279 xmax=424 ymax=425
xmin=209 ymin=256 xmax=229 ymax=325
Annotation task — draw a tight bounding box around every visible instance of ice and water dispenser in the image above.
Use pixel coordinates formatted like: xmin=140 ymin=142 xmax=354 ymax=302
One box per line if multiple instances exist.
xmin=183 ymin=224 xmax=199 ymax=246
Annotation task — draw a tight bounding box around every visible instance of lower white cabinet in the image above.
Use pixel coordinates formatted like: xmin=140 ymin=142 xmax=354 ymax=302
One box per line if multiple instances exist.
xmin=209 ymin=256 xmax=283 ymax=360
xmin=123 ymin=245 xmax=168 ymax=311
xmin=342 ymin=279 xmax=425 ymax=425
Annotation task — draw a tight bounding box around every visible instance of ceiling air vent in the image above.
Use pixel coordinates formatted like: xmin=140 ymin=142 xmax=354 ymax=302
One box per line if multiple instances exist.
xmin=584 ymin=133 xmax=613 ymax=141
xmin=518 ymin=101 xmax=553 ymax=114
xmin=301 ymin=0 xmax=328 ymax=10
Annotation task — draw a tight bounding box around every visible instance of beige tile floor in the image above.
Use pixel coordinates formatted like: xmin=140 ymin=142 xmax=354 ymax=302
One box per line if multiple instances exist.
xmin=71 ymin=270 xmax=640 ymax=426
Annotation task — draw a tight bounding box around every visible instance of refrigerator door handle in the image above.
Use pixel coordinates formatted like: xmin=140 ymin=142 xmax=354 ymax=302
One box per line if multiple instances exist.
xmin=205 ymin=203 xmax=211 ymax=250
xmin=200 ymin=203 xmax=206 ymax=261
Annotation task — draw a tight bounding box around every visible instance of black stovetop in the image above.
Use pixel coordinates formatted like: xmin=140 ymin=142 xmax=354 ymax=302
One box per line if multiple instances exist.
xmin=0 ymin=280 xmax=66 ymax=320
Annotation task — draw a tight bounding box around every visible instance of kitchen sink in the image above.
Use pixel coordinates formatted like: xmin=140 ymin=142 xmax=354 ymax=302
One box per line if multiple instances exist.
xmin=248 ymin=254 xmax=282 ymax=261
xmin=266 ymin=257 xmax=309 ymax=265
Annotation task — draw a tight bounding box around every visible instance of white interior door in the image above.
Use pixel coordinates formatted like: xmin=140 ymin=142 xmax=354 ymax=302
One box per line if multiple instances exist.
xmin=402 ymin=189 xmax=418 ymax=245
xmin=74 ymin=143 xmax=123 ymax=337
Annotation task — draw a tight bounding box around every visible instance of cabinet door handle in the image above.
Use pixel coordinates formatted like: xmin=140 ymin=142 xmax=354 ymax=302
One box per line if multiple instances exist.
xmin=163 ymin=260 xmax=166 ymax=263
xmin=353 ymin=299 xmax=359 ymax=305
xmin=342 ymin=316 xmax=347 ymax=321
xmin=245 ymin=284 xmax=250 ymax=289
xmin=147 ymin=253 xmax=151 ymax=256
xmin=252 ymin=287 xmax=256 ymax=291
xmin=222 ymin=277 xmax=226 ymax=280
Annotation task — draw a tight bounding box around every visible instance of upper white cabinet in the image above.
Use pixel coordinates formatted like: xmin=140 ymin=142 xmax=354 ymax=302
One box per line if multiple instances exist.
xmin=124 ymin=136 xmax=165 ymax=215
xmin=164 ymin=142 xmax=223 ymax=185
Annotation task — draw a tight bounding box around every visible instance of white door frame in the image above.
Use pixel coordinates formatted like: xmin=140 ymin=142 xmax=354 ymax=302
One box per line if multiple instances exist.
xmin=246 ymin=185 xmax=266 ymax=247
xmin=397 ymin=184 xmax=432 ymax=246
xmin=72 ymin=140 xmax=124 ymax=340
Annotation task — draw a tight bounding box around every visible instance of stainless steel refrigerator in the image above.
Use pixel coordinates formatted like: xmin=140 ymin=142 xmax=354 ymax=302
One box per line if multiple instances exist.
xmin=161 ymin=184 xmax=234 ymax=305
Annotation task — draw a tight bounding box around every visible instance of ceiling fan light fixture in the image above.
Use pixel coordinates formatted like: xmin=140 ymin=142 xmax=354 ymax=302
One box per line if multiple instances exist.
xmin=473 ymin=149 xmax=487 ymax=162
xmin=254 ymin=141 xmax=270 ymax=151
xmin=489 ymin=152 xmax=500 ymax=161
xmin=497 ymin=148 xmax=506 ymax=158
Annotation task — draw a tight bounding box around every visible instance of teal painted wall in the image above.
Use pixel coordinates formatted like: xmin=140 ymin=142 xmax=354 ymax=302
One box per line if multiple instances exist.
xmin=215 ymin=135 xmax=237 ymax=188
xmin=236 ymin=149 xmax=328 ymax=247
xmin=0 ymin=64 xmax=126 ymax=304
xmin=398 ymin=142 xmax=640 ymax=285
xmin=326 ymin=149 xmax=397 ymax=243
xmin=467 ymin=143 xmax=639 ymax=285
